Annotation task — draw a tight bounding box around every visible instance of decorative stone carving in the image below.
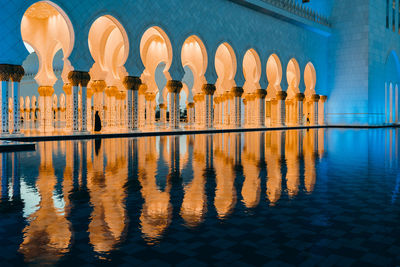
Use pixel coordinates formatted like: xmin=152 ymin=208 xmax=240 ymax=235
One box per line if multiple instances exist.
xmin=139 ymin=84 xmax=148 ymax=95
xmin=231 ymin=87 xmax=244 ymax=97
xmin=68 ymin=71 xmax=81 ymax=86
xmin=311 ymin=94 xmax=320 ymax=102
xmin=167 ymin=80 xmax=183 ymax=93
xmin=38 ymin=86 xmax=54 ymax=96
xmin=10 ymin=65 xmax=25 ymax=82
xmin=255 ymin=89 xmax=267 ymax=99
xmin=80 ymin=72 xmax=91 ymax=87
xmin=63 ymin=84 xmax=72 ymax=95
xmin=123 ymin=76 xmax=142 ymax=90
xmin=276 ymin=91 xmax=288 ymax=100
xmin=202 ymin=84 xmax=216 ymax=95
xmin=0 ymin=64 xmax=11 ymax=81
xmin=295 ymin=93 xmax=305 ymax=101
xmin=92 ymin=80 xmax=106 ymax=92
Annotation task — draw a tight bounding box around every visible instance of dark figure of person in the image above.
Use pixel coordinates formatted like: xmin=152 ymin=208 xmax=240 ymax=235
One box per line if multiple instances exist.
xmin=94 ymin=111 xmax=102 ymax=132
xmin=306 ymin=113 xmax=310 ymax=125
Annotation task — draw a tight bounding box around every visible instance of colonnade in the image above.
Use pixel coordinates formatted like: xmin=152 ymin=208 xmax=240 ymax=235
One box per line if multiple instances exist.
xmin=1 ymin=65 xmax=329 ymax=135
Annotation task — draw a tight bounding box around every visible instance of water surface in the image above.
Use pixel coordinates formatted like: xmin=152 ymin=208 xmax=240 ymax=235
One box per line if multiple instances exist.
xmin=0 ymin=129 xmax=399 ymax=266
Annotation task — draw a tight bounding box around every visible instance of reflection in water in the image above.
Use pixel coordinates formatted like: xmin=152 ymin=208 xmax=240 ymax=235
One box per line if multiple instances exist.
xmin=0 ymin=129 xmax=342 ymax=264
xmin=266 ymin=131 xmax=283 ymax=205
xmin=181 ymin=135 xmax=207 ymax=227
xmin=19 ymin=142 xmax=71 ymax=265
xmin=304 ymin=129 xmax=318 ymax=193
xmin=285 ymin=130 xmax=301 ymax=198
xmin=88 ymin=138 xmax=128 ymax=256
xmin=214 ymin=133 xmax=237 ymax=219
xmin=242 ymin=132 xmax=263 ymax=208
xmin=139 ymin=136 xmax=172 ymax=244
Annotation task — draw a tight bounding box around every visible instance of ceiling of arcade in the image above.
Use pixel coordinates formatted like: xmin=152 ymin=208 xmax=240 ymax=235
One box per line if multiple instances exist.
xmin=24 ymin=2 xmax=59 ymax=19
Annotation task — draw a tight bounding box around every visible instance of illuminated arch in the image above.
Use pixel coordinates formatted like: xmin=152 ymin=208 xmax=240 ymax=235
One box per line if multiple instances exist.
xmin=266 ymin=54 xmax=283 ymax=100
xmin=88 ymin=15 xmax=129 ymax=88
xmin=21 ymin=1 xmax=75 ymax=87
xmin=140 ymin=26 xmax=173 ymax=95
xmin=286 ymin=58 xmax=301 ymax=99
xmin=181 ymin=35 xmax=208 ymax=97
xmin=243 ymin=49 xmax=262 ymax=94
xmin=304 ymin=62 xmax=317 ymax=97
xmin=215 ymin=42 xmax=237 ymax=95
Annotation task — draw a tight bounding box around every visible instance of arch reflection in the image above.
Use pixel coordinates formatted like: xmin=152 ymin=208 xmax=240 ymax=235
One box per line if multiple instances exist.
xmin=19 ymin=142 xmax=72 ymax=265
xmin=5 ymin=129 xmax=327 ymax=261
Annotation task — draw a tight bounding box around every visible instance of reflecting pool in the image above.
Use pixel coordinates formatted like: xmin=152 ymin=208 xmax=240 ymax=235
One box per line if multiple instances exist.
xmin=0 ymin=129 xmax=399 ymax=266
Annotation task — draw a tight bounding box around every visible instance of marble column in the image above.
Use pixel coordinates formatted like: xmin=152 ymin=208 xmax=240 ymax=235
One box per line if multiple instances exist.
xmin=80 ymin=72 xmax=90 ymax=132
xmin=68 ymin=71 xmax=81 ymax=132
xmin=223 ymin=93 xmax=230 ymax=126
xmin=38 ymin=86 xmax=54 ymax=133
xmin=145 ymin=92 xmax=156 ymax=127
xmin=111 ymin=87 xmax=118 ymax=129
xmin=255 ymin=89 xmax=267 ymax=127
xmin=193 ymin=95 xmax=200 ymax=127
xmin=91 ymin=80 xmax=106 ymax=129
xmin=167 ymin=80 xmax=183 ymax=129
xmin=159 ymin=103 xmax=167 ymax=125
xmin=213 ymin=97 xmax=220 ymax=127
xmin=244 ymin=94 xmax=251 ymax=127
xmin=231 ymin=87 xmax=244 ymax=128
xmin=243 ymin=98 xmax=247 ymax=127
xmin=104 ymin=88 xmax=111 ymax=129
xmin=311 ymin=94 xmax=320 ymax=126
xmin=138 ymin=84 xmax=147 ymax=129
xmin=275 ymin=91 xmax=287 ymax=127
xmin=319 ymin=95 xmax=327 ymax=125
xmin=202 ymin=84 xmax=216 ymax=128
xmin=24 ymin=97 xmax=30 ymax=130
xmin=198 ymin=94 xmax=205 ymax=127
xmin=123 ymin=76 xmax=141 ymax=131
xmin=295 ymin=93 xmax=305 ymax=126
xmin=229 ymin=92 xmax=236 ymax=127
xmin=86 ymin=87 xmax=94 ymax=132
xmin=105 ymin=86 xmax=118 ymax=130
xmin=218 ymin=96 xmax=224 ymax=127
xmin=250 ymin=94 xmax=257 ymax=126
xmin=10 ymin=66 xmax=24 ymax=134
xmin=217 ymin=97 xmax=223 ymax=127
xmin=122 ymin=91 xmax=128 ymax=128
xmin=63 ymin=84 xmax=73 ymax=130
xmin=187 ymin=102 xmax=195 ymax=124
xmin=114 ymin=92 xmax=120 ymax=128
xmin=0 ymin=65 xmax=10 ymax=134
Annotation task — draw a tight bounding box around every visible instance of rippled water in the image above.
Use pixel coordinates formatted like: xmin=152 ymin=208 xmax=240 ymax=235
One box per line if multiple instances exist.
xmin=0 ymin=129 xmax=399 ymax=266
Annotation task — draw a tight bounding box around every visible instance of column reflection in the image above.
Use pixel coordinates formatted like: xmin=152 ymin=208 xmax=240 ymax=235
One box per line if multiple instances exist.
xmin=303 ymin=129 xmax=317 ymax=193
xmin=88 ymin=138 xmax=128 ymax=255
xmin=214 ymin=133 xmax=237 ymax=219
xmin=285 ymin=130 xmax=301 ymax=198
xmin=19 ymin=142 xmax=71 ymax=265
xmin=11 ymin=129 xmax=326 ymax=254
xmin=265 ymin=131 xmax=284 ymax=205
xmin=139 ymin=136 xmax=172 ymax=244
xmin=241 ymin=132 xmax=262 ymax=208
xmin=181 ymin=135 xmax=207 ymax=227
